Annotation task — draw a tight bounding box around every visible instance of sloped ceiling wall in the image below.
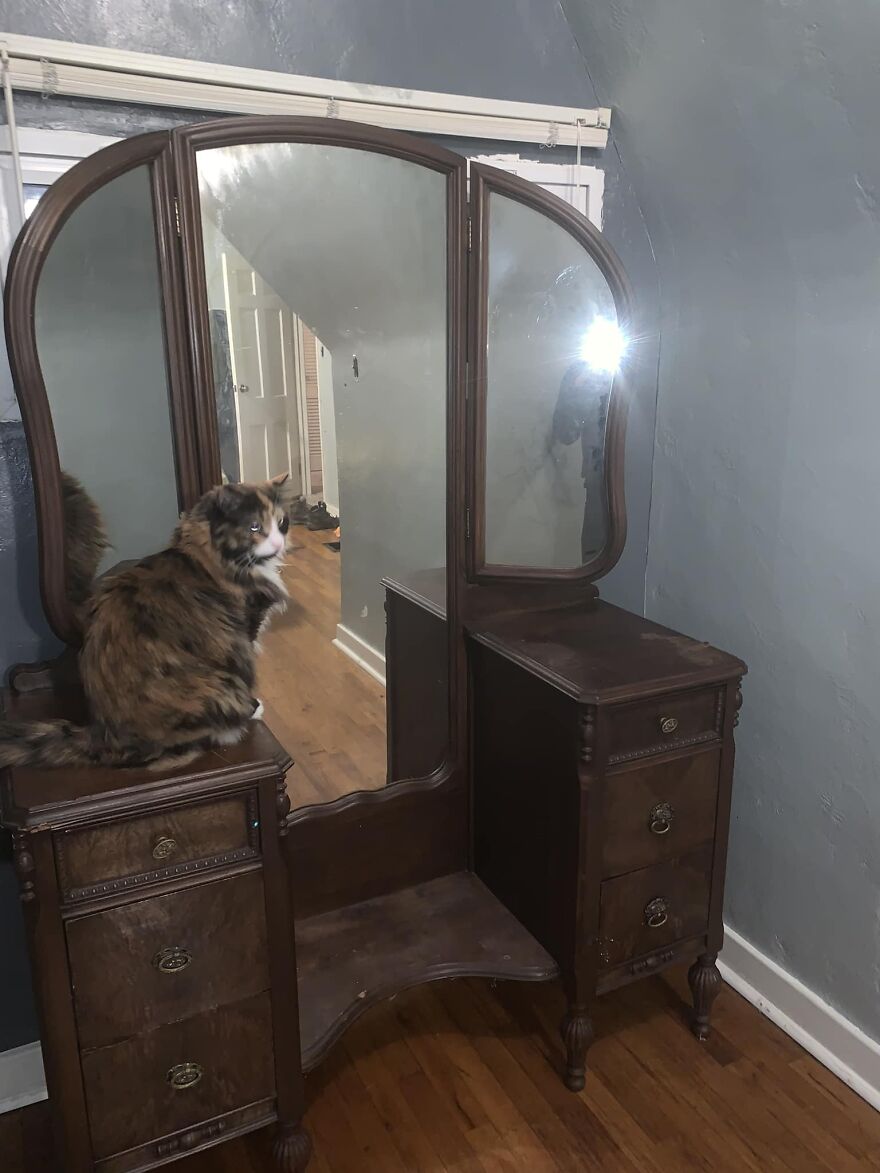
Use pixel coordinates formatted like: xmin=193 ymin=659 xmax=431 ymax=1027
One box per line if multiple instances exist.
xmin=560 ymin=0 xmax=880 ymax=1041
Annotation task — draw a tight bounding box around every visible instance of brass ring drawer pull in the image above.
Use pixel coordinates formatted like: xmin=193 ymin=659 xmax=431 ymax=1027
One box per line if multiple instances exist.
xmin=659 ymin=716 xmax=679 ymax=735
xmin=166 ymin=1062 xmax=203 ymax=1091
xmin=153 ymin=946 xmax=192 ymax=974
xmin=152 ymin=836 xmax=178 ymax=861
xmin=644 ymin=897 xmax=669 ymax=929
xmin=648 ymin=802 xmax=675 ymax=835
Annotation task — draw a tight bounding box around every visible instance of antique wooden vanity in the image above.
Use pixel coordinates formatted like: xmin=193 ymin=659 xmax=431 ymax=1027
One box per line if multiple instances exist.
xmin=1 ymin=117 xmax=745 ymax=1171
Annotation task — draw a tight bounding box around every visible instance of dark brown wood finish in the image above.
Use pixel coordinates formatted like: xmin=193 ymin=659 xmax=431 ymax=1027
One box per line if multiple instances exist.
xmin=15 ymin=828 xmax=93 ymax=1171
xmin=2 ymin=115 xmax=750 ymax=1173
xmin=602 ymin=747 xmax=721 ymax=875
xmin=2 ymin=131 xmax=202 ymax=644
xmin=598 ymin=845 xmax=714 ymax=968
xmin=150 ymin=143 xmax=203 ymax=512
xmin=468 ymin=599 xmax=745 ymax=1091
xmin=66 ymin=871 xmax=270 ymax=1049
xmin=707 ymin=680 xmax=743 ymax=957
xmin=258 ymin=774 xmax=310 ymax=1173
xmin=80 ymin=993 xmax=275 ymax=1159
xmin=1 ymin=691 xmax=305 ymax=1171
xmin=288 ymin=770 xmax=467 ymax=920
xmin=98 ymin=1100 xmax=277 ymax=1173
xmin=55 ymin=792 xmax=259 ymax=900
xmin=295 ymin=871 xmax=558 ymax=1070
xmin=384 ymin=577 xmax=448 ymax=781
xmin=466 ymin=162 xmax=635 ymax=585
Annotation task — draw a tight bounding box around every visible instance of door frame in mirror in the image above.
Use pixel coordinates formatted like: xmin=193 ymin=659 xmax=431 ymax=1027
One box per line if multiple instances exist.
xmin=169 ymin=115 xmax=469 ymax=793
xmin=466 ymin=162 xmax=635 ymax=586
xmin=3 ymin=132 xmax=202 ymax=645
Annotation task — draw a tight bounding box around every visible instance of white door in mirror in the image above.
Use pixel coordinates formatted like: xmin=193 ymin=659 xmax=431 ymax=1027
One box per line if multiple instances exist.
xmin=222 ymin=250 xmax=305 ymax=488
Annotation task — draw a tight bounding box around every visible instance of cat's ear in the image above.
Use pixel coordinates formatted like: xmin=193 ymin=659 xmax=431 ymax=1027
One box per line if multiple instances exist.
xmin=202 ymin=484 xmax=240 ymax=522
xmin=266 ymin=471 xmax=292 ymax=504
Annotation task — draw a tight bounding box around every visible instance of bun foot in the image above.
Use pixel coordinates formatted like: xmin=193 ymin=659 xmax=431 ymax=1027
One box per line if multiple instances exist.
xmin=272 ymin=1123 xmax=312 ymax=1172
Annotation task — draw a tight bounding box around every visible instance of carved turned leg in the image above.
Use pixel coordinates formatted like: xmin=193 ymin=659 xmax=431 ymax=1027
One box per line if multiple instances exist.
xmin=688 ymin=951 xmax=722 ymax=1041
xmin=560 ymin=1003 xmax=594 ymax=1092
xmin=272 ymin=1123 xmax=312 ymax=1172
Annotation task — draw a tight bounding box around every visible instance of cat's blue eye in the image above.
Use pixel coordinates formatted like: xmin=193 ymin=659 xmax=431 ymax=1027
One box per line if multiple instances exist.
xmin=250 ymin=522 xmax=261 ymax=533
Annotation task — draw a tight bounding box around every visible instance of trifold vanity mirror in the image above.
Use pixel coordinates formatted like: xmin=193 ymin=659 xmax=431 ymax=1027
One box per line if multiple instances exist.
xmin=3 ymin=116 xmax=744 ymax=1173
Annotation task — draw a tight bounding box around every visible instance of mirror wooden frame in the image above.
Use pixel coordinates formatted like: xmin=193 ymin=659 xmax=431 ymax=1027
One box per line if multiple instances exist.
xmin=466 ymin=162 xmax=635 ymax=584
xmin=168 ymin=116 xmax=469 ymax=798
xmin=3 ymin=132 xmax=201 ymax=646
xmin=3 ymin=118 xmax=637 ymax=794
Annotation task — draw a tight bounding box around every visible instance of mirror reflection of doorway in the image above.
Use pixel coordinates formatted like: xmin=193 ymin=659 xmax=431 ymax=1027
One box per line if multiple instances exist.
xmin=198 ymin=141 xmax=448 ymax=813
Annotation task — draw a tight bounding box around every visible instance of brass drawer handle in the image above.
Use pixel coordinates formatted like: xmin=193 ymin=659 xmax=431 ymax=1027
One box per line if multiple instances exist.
xmin=648 ymin=802 xmax=675 ymax=835
xmin=152 ymin=836 xmax=178 ymax=861
xmin=166 ymin=1062 xmax=203 ymax=1091
xmin=153 ymin=946 xmax=192 ymax=975
xmin=645 ymin=897 xmax=669 ymax=929
xmin=659 ymin=716 xmax=679 ymax=735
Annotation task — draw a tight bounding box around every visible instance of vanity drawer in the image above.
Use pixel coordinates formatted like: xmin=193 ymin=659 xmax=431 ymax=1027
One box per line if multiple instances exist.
xmin=599 ymin=846 xmax=713 ymax=968
xmin=602 ymin=750 xmax=720 ymax=876
xmin=606 ymin=687 xmax=722 ymax=763
xmin=55 ymin=792 xmax=260 ymax=901
xmin=68 ymin=871 xmax=269 ymax=1050
xmin=81 ymin=992 xmax=275 ymax=1160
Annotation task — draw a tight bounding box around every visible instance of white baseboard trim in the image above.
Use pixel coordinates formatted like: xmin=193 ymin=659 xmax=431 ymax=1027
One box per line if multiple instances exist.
xmin=332 ymin=623 xmax=386 ymax=687
xmin=719 ymin=923 xmax=880 ymax=1112
xmin=0 ymin=1042 xmax=46 ymax=1115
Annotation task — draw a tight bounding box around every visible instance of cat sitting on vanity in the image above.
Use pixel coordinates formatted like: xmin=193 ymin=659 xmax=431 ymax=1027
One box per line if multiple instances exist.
xmin=0 ymin=473 xmax=292 ymax=771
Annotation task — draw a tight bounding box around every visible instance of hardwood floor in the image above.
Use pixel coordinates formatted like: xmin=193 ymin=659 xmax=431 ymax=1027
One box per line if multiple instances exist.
xmin=260 ymin=526 xmax=387 ymax=810
xmin=9 ymin=968 xmax=880 ymax=1171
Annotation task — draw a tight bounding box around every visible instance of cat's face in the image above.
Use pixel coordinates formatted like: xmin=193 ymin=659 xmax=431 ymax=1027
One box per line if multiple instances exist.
xmin=199 ymin=476 xmax=291 ymax=576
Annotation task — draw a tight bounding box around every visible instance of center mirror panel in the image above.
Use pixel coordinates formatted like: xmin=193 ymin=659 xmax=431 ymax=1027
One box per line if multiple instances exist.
xmin=195 ymin=141 xmax=449 ymax=810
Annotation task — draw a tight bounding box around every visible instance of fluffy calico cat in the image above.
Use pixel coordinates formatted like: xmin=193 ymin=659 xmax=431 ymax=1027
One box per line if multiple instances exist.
xmin=0 ymin=475 xmax=291 ymax=770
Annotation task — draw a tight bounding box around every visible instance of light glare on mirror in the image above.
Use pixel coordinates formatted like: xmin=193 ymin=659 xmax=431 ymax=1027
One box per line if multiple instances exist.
xmin=580 ymin=317 xmax=626 ymax=373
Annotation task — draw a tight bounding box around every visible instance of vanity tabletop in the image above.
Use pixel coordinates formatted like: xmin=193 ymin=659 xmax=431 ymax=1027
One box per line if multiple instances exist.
xmin=467 ymin=600 xmax=746 ymax=705
xmin=0 ymin=685 xmax=292 ymax=829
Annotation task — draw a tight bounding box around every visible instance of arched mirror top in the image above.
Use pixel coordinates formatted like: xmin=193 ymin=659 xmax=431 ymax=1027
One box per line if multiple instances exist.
xmin=468 ymin=161 xmax=634 ymax=586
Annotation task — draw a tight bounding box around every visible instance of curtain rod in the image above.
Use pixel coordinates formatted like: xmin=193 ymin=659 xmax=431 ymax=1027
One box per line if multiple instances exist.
xmin=0 ymin=32 xmax=610 ymax=150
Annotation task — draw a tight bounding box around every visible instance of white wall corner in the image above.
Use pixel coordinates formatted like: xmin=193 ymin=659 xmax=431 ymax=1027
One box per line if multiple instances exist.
xmin=0 ymin=1041 xmax=46 ymax=1115
xmin=719 ymin=923 xmax=880 ymax=1113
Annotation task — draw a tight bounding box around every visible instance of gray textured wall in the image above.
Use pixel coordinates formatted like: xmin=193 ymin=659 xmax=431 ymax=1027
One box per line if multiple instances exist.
xmin=0 ymin=1 xmax=658 ymax=1053
xmin=562 ymin=0 xmax=880 ymax=1042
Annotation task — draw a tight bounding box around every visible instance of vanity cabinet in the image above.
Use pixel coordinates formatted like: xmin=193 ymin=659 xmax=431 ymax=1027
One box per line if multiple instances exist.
xmin=470 ymin=601 xmax=744 ymax=1087
xmin=1 ymin=688 xmax=309 ymax=1173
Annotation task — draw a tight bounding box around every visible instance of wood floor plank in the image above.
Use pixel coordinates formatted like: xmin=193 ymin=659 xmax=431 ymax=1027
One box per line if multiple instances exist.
xmin=260 ymin=526 xmax=389 ymax=809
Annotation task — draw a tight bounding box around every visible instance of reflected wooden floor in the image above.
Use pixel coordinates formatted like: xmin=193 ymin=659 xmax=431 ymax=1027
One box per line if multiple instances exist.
xmin=11 ymin=965 xmax=880 ymax=1172
xmin=257 ymin=527 xmax=387 ymax=810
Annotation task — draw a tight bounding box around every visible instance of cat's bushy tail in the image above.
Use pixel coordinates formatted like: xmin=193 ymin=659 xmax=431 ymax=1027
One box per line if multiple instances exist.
xmin=0 ymin=720 xmax=152 ymax=768
xmin=61 ymin=471 xmax=110 ymax=608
